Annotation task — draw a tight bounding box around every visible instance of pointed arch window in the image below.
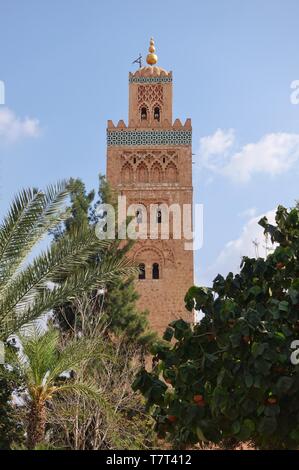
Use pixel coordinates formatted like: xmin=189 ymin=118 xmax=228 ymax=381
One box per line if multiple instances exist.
xmin=152 ymin=263 xmax=160 ymax=279
xmin=141 ymin=107 xmax=147 ymax=120
xmin=137 ymin=164 xmax=149 ymax=183
xmin=136 ymin=209 xmax=143 ymax=224
xmin=138 ymin=263 xmax=146 ymax=280
xmin=121 ymin=163 xmax=133 ymax=183
xmin=151 ymin=163 xmax=162 ymax=183
xmin=154 ymin=106 xmax=160 ymax=122
xmin=157 ymin=209 xmax=162 ymax=224
xmin=165 ymin=163 xmax=178 ymax=183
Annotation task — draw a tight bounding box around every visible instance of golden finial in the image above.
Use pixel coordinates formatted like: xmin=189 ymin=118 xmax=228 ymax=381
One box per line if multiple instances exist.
xmin=146 ymin=37 xmax=158 ymax=65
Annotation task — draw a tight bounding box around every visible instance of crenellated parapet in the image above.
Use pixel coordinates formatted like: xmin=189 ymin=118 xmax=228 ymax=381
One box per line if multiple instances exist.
xmin=129 ymin=67 xmax=173 ymax=84
xmin=107 ymin=118 xmax=191 ymax=130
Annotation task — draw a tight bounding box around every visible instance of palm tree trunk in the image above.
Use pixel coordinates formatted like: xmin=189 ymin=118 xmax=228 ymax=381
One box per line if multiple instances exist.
xmin=26 ymin=400 xmax=46 ymax=449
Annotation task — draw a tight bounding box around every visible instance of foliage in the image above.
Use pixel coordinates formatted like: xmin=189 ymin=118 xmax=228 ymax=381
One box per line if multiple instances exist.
xmin=0 ymin=343 xmax=25 ymax=449
xmin=0 ymin=181 xmax=135 ymax=341
xmin=17 ymin=326 xmax=107 ymax=449
xmin=48 ymin=295 xmax=157 ymax=450
xmin=52 ymin=176 xmax=156 ymax=348
xmin=133 ymin=205 xmax=299 ymax=449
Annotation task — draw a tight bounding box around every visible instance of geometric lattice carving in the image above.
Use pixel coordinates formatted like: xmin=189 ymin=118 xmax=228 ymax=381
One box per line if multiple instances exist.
xmin=133 ymin=245 xmax=164 ymax=267
xmin=120 ymin=150 xmax=179 ymax=185
xmin=132 ymin=239 xmax=176 ymax=269
xmin=138 ymin=84 xmax=163 ymax=106
xmin=129 ymin=76 xmax=172 ymax=84
xmin=107 ymin=129 xmax=192 ymax=146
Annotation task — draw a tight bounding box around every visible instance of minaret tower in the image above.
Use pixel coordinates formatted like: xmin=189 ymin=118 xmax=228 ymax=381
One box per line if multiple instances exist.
xmin=106 ymin=39 xmax=194 ymax=334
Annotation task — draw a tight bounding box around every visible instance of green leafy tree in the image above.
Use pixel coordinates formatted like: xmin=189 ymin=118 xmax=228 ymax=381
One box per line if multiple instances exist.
xmin=2 ymin=297 xmax=154 ymax=451
xmin=53 ymin=176 xmax=156 ymax=347
xmin=0 ymin=343 xmax=25 ymax=449
xmin=133 ymin=205 xmax=299 ymax=449
xmin=0 ymin=181 xmax=135 ymax=449
xmin=0 ymin=181 xmax=135 ymax=341
xmin=47 ymin=298 xmax=157 ymax=450
xmin=17 ymin=327 xmax=106 ymax=449
xmin=48 ymin=177 xmax=157 ymax=449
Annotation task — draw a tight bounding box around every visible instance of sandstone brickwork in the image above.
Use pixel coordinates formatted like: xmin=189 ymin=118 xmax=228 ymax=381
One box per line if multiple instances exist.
xmin=106 ymin=61 xmax=194 ymax=335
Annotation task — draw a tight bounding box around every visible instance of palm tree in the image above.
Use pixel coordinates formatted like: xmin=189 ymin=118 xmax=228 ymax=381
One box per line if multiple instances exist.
xmin=0 ymin=181 xmax=136 ymax=340
xmin=17 ymin=327 xmax=107 ymax=449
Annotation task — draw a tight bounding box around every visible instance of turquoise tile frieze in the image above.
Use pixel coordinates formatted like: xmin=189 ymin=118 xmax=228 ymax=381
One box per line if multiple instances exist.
xmin=129 ymin=76 xmax=172 ymax=84
xmin=107 ymin=129 xmax=192 ymax=146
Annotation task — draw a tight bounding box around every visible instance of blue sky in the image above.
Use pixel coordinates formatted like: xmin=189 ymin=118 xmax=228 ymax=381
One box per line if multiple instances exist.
xmin=0 ymin=0 xmax=299 ymax=286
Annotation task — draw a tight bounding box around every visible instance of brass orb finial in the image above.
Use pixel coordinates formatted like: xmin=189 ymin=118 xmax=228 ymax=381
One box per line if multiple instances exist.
xmin=146 ymin=37 xmax=158 ymax=65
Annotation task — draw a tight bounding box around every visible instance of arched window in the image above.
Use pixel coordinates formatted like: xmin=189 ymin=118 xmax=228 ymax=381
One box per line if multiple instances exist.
xmin=154 ymin=106 xmax=160 ymax=122
xmin=137 ymin=163 xmax=149 ymax=183
xmin=121 ymin=163 xmax=133 ymax=183
xmin=138 ymin=263 xmax=146 ymax=280
xmin=102 ymin=210 xmax=107 ymax=232
xmin=151 ymin=163 xmax=162 ymax=183
xmin=157 ymin=209 xmax=162 ymax=224
xmin=141 ymin=107 xmax=147 ymax=120
xmin=165 ymin=163 xmax=178 ymax=183
xmin=152 ymin=263 xmax=159 ymax=279
xmin=136 ymin=209 xmax=142 ymax=224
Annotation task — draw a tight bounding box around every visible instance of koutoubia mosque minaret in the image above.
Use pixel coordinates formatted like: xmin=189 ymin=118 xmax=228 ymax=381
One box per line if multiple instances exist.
xmin=106 ymin=39 xmax=194 ymax=334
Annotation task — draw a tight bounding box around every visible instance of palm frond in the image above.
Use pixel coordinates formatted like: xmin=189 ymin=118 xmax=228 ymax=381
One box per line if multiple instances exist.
xmin=0 ymin=182 xmax=139 ymax=341
xmin=54 ymin=381 xmax=112 ymax=415
xmin=0 ymin=229 xmax=114 ymax=326
xmin=0 ymin=255 xmax=137 ymax=340
xmin=18 ymin=328 xmax=60 ymax=387
xmin=47 ymin=337 xmax=101 ymax=383
xmin=0 ymin=182 xmax=69 ymax=290
xmin=16 ymin=327 xmax=112 ymax=414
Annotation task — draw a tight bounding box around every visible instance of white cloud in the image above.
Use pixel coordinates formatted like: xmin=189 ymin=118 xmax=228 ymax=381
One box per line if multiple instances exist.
xmin=199 ymin=128 xmax=235 ymax=171
xmin=199 ymin=209 xmax=276 ymax=286
xmin=199 ymin=129 xmax=299 ymax=182
xmin=0 ymin=107 xmax=40 ymax=143
xmin=238 ymin=207 xmax=257 ymax=219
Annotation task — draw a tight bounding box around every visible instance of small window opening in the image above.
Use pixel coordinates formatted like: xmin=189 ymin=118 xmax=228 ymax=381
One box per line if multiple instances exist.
xmin=102 ymin=210 xmax=107 ymax=232
xmin=141 ymin=107 xmax=147 ymax=120
xmin=139 ymin=263 xmax=146 ymax=280
xmin=133 ymin=157 xmax=136 ymax=164
xmin=152 ymin=263 xmax=160 ymax=279
xmin=157 ymin=209 xmax=162 ymax=224
xmin=154 ymin=107 xmax=160 ymax=121
xmin=136 ymin=210 xmax=142 ymax=224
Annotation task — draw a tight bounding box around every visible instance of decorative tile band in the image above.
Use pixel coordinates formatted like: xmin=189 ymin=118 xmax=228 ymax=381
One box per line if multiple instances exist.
xmin=107 ymin=129 xmax=192 ymax=146
xmin=129 ymin=76 xmax=172 ymax=84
